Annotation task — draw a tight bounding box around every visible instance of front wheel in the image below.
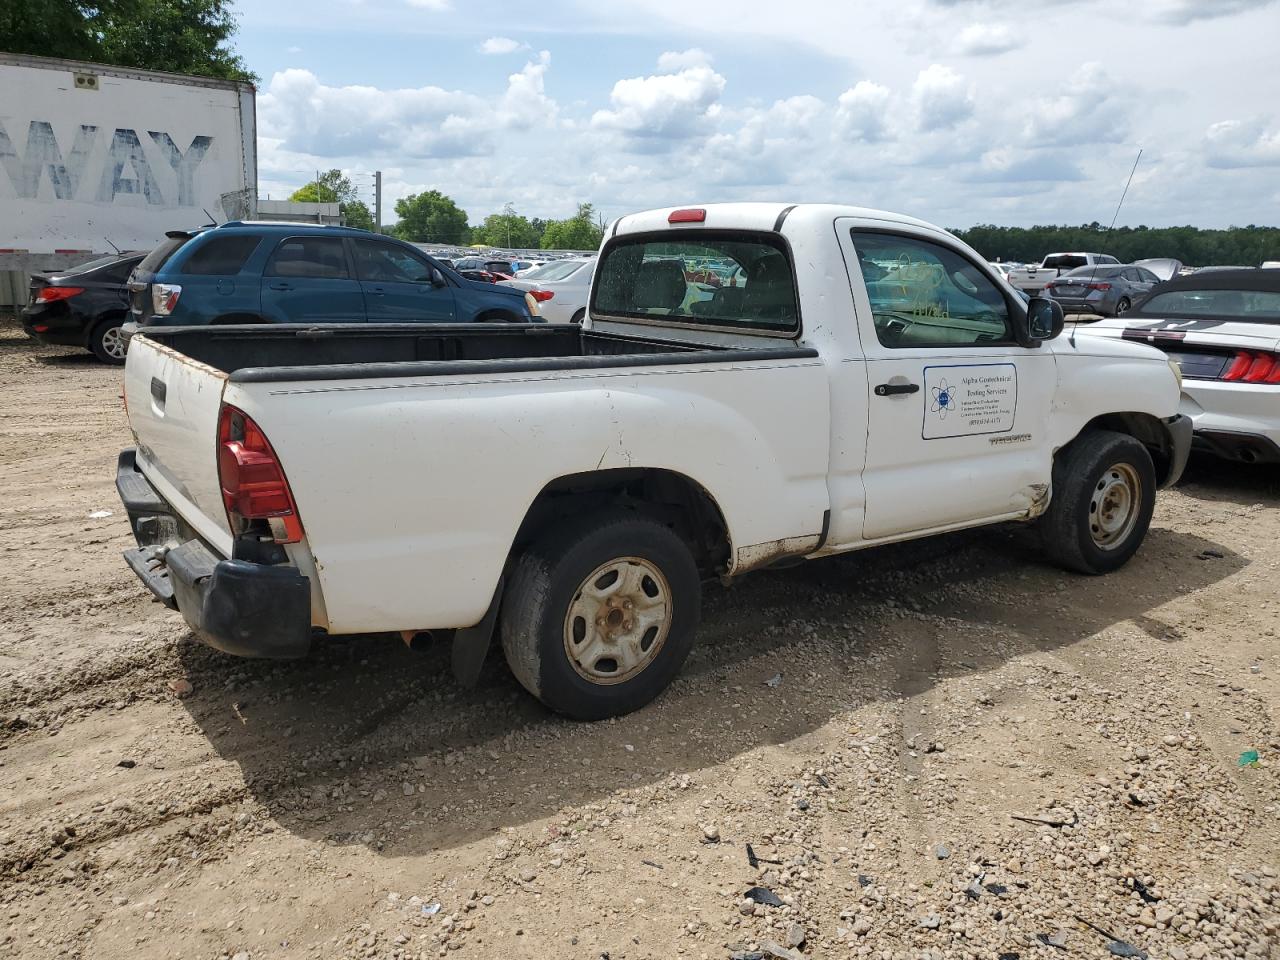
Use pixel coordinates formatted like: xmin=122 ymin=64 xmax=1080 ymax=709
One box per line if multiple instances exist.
xmin=88 ymin=318 xmax=128 ymax=364
xmin=501 ymin=512 xmax=701 ymax=720
xmin=1041 ymin=430 xmax=1156 ymax=574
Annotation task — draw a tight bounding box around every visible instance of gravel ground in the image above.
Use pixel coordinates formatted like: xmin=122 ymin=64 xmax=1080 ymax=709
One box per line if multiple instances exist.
xmin=1 ymin=320 xmax=1277 ymax=960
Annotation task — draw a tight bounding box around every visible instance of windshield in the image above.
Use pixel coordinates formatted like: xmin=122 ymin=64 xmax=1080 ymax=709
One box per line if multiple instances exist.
xmin=1138 ymin=288 xmax=1280 ymax=321
xmin=524 ymin=260 xmax=587 ymax=282
xmin=593 ymin=232 xmax=798 ymax=332
xmin=1043 ymin=254 xmax=1088 ymax=270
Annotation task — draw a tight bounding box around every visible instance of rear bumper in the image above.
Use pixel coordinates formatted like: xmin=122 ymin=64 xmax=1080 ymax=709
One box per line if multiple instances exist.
xmin=1191 ymin=430 xmax=1280 ymax=464
xmin=116 ymin=448 xmax=312 ymax=658
xmin=1180 ymin=381 xmax=1280 ymax=464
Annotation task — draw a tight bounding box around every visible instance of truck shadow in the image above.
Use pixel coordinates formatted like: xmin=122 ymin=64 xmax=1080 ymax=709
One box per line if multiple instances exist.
xmin=1174 ymin=453 xmax=1280 ymax=507
xmin=175 ymin=522 xmax=1244 ymax=857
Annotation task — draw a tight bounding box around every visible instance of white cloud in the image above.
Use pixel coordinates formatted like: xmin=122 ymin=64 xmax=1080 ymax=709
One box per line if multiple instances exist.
xmin=591 ymin=61 xmax=726 ymax=144
xmin=479 ymin=36 xmax=526 ymax=55
xmin=404 ymin=0 xmax=450 ymax=9
xmin=968 ymin=148 xmax=1085 ymax=183
xmin=835 ymin=81 xmax=892 ymax=142
xmin=1143 ymin=0 xmax=1277 ymax=23
xmin=911 ymin=65 xmax=974 ymax=132
xmin=497 ymin=51 xmax=557 ymax=129
xmin=1021 ymin=62 xmax=1129 ymax=147
xmin=656 ymin=48 xmax=712 ymax=71
xmin=954 ymin=24 xmax=1021 ymax=56
xmin=1205 ymin=118 xmax=1280 ymax=168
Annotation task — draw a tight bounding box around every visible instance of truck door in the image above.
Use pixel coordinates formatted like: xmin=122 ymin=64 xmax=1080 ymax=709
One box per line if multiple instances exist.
xmin=350 ymin=238 xmax=457 ymax=323
xmin=837 ymin=222 xmax=1057 ymax=541
xmin=261 ymin=236 xmax=366 ymax=323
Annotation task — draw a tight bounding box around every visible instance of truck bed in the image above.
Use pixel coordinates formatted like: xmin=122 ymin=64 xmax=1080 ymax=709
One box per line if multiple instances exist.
xmin=133 ymin=323 xmax=816 ymax=382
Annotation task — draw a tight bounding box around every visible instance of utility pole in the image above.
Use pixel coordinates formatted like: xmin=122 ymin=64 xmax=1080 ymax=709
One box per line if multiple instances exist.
xmin=503 ymin=201 xmax=515 ymax=249
xmin=374 ymin=171 xmax=382 ymax=234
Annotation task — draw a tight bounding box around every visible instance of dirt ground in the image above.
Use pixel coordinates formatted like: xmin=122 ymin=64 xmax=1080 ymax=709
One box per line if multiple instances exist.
xmin=1 ymin=319 xmax=1277 ymax=960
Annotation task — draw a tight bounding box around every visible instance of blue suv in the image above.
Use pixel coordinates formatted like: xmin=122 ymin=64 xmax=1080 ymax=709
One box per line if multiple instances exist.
xmin=128 ymin=222 xmax=538 ymax=327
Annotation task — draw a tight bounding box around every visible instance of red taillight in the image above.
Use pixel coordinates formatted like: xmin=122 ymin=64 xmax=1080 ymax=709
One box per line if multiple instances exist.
xmin=216 ymin=405 xmax=303 ymax=543
xmin=530 ymin=289 xmax=555 ymax=302
xmin=1087 ymin=282 xmax=1111 ymax=291
xmin=668 ymin=208 xmax=706 ymax=223
xmin=35 ymin=286 xmax=84 ymax=303
xmin=1242 ymin=353 xmax=1277 ymax=383
xmin=1221 ymin=352 xmax=1252 ymax=381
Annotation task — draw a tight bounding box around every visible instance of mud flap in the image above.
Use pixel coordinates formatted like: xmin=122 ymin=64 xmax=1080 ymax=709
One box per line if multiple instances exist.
xmin=451 ymin=577 xmax=503 ymax=688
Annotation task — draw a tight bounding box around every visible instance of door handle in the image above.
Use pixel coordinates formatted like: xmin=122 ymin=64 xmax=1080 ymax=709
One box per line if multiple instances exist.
xmin=874 ymin=382 xmax=920 ymax=397
xmin=367 ymin=286 xmax=385 ymax=296
xmin=268 ymin=281 xmax=292 ymax=291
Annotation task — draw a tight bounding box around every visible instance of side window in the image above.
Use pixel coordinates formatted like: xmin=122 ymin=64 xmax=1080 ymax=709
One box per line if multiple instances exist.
xmin=352 ymin=239 xmax=434 ymax=282
xmin=849 ymin=231 xmax=1013 ymax=348
xmin=181 ymin=235 xmax=261 ymax=276
xmin=1121 ymin=268 xmax=1141 ymax=282
xmin=265 ymin=237 xmax=350 ymax=279
xmin=1138 ymin=268 xmax=1159 ymax=283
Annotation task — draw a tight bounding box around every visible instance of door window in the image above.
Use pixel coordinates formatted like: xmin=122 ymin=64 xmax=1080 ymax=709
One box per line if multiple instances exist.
xmin=352 ymin=239 xmax=435 ymax=282
xmin=849 ymin=232 xmax=1013 ymax=348
xmin=266 ymin=237 xmax=350 ymax=279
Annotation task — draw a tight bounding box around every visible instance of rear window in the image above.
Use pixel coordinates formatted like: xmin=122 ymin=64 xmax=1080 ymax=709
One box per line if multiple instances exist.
xmin=136 ymin=236 xmax=189 ymax=275
xmin=1139 ymin=289 xmax=1280 ymax=321
xmin=593 ymin=232 xmax=798 ymax=332
xmin=526 ymin=260 xmax=587 ymax=282
xmin=1064 ymin=265 xmax=1122 ymax=278
xmin=1044 ymin=255 xmax=1088 ymax=270
xmin=181 ymin=235 xmax=262 ymax=276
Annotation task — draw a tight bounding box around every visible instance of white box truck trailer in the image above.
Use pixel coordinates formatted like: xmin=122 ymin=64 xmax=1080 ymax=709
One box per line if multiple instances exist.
xmin=0 ymin=52 xmax=255 ymax=302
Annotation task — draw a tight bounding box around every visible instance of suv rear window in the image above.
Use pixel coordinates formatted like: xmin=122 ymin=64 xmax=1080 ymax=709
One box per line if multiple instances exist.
xmin=181 ymin=235 xmax=262 ymax=276
xmin=593 ymin=232 xmax=798 ymax=332
xmin=136 ymin=235 xmax=189 ymax=275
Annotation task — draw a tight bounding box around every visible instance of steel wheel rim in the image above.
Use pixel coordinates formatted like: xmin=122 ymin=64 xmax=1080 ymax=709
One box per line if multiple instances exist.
xmin=101 ymin=326 xmax=127 ymax=359
xmin=1090 ymin=462 xmax=1141 ymax=550
xmin=563 ymin=556 xmax=671 ymax=685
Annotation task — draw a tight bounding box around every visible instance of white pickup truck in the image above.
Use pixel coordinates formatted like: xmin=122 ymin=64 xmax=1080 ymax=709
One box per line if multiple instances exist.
xmin=1009 ymin=252 xmax=1121 ymax=294
xmin=117 ymin=203 xmax=1191 ymax=720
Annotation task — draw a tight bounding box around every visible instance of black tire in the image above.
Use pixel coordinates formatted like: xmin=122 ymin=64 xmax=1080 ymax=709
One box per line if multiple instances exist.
xmin=570 ymin=308 xmax=586 ymax=324
xmin=1042 ymin=430 xmax=1156 ymax=575
xmin=88 ymin=317 xmax=128 ymax=364
xmin=1115 ymin=297 xmax=1132 ymax=316
xmin=501 ymin=512 xmax=701 ymax=720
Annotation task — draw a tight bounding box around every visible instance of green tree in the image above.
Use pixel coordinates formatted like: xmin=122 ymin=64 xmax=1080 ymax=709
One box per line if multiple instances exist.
xmin=470 ymin=208 xmax=541 ymax=249
xmin=289 ymin=170 xmax=374 ymax=231
xmin=392 ymin=191 xmax=470 ymax=244
xmin=541 ymin=203 xmax=604 ymax=251
xmin=0 ymin=0 xmax=255 ymax=82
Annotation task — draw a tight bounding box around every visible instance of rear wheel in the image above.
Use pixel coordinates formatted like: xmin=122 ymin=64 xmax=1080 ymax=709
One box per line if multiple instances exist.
xmin=1042 ymin=430 xmax=1156 ymax=574
xmin=1115 ymin=296 xmax=1132 ymax=315
xmin=501 ymin=512 xmax=701 ymax=720
xmin=570 ymin=308 xmax=586 ymax=324
xmin=88 ymin=317 xmax=128 ymax=364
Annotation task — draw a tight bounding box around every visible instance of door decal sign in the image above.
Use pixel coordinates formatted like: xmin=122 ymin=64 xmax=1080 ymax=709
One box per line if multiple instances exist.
xmin=922 ymin=363 xmax=1017 ymax=439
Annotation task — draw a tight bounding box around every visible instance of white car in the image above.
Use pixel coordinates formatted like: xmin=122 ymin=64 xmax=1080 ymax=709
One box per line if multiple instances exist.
xmin=116 ymin=202 xmax=1188 ymax=720
xmin=1073 ymin=268 xmax=1280 ymax=464
xmin=499 ymin=257 xmax=595 ymax=324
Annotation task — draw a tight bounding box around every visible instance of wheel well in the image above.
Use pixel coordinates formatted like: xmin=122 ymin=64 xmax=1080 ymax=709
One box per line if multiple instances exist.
xmin=87 ymin=310 xmax=127 ymax=343
xmin=512 ymin=468 xmax=731 ymax=577
xmin=475 ymin=309 xmax=519 ymax=323
xmin=1070 ymin=412 xmax=1174 ymax=483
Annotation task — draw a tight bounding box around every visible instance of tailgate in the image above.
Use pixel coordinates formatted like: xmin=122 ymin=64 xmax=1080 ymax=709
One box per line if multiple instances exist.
xmin=123 ymin=335 xmax=235 ymax=556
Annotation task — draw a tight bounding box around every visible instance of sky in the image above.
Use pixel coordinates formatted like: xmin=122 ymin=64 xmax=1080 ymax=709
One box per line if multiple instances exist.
xmin=235 ymin=0 xmax=1280 ymax=231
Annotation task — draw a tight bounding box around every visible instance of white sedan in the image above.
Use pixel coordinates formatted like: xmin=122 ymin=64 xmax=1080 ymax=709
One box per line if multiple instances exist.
xmin=498 ymin=258 xmax=595 ymax=324
xmin=1072 ymin=268 xmax=1280 ymax=464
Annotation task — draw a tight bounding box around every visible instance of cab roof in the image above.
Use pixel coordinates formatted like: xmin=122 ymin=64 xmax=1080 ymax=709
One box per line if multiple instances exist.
xmin=609 ymin=202 xmax=945 ymax=239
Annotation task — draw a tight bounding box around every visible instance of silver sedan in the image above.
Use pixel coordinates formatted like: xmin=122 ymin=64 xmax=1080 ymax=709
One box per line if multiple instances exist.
xmin=1044 ymin=264 xmax=1161 ymax=318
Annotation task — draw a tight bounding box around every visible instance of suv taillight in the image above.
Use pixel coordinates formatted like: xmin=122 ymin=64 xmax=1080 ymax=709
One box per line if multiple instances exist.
xmin=217 ymin=404 xmax=303 ymax=543
xmin=152 ymin=283 xmax=182 ymax=315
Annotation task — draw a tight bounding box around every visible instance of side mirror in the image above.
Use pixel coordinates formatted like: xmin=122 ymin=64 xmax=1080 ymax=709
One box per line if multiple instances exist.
xmin=1022 ymin=296 xmax=1065 ymax=344
xmin=430 ymin=267 xmax=446 ymax=288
